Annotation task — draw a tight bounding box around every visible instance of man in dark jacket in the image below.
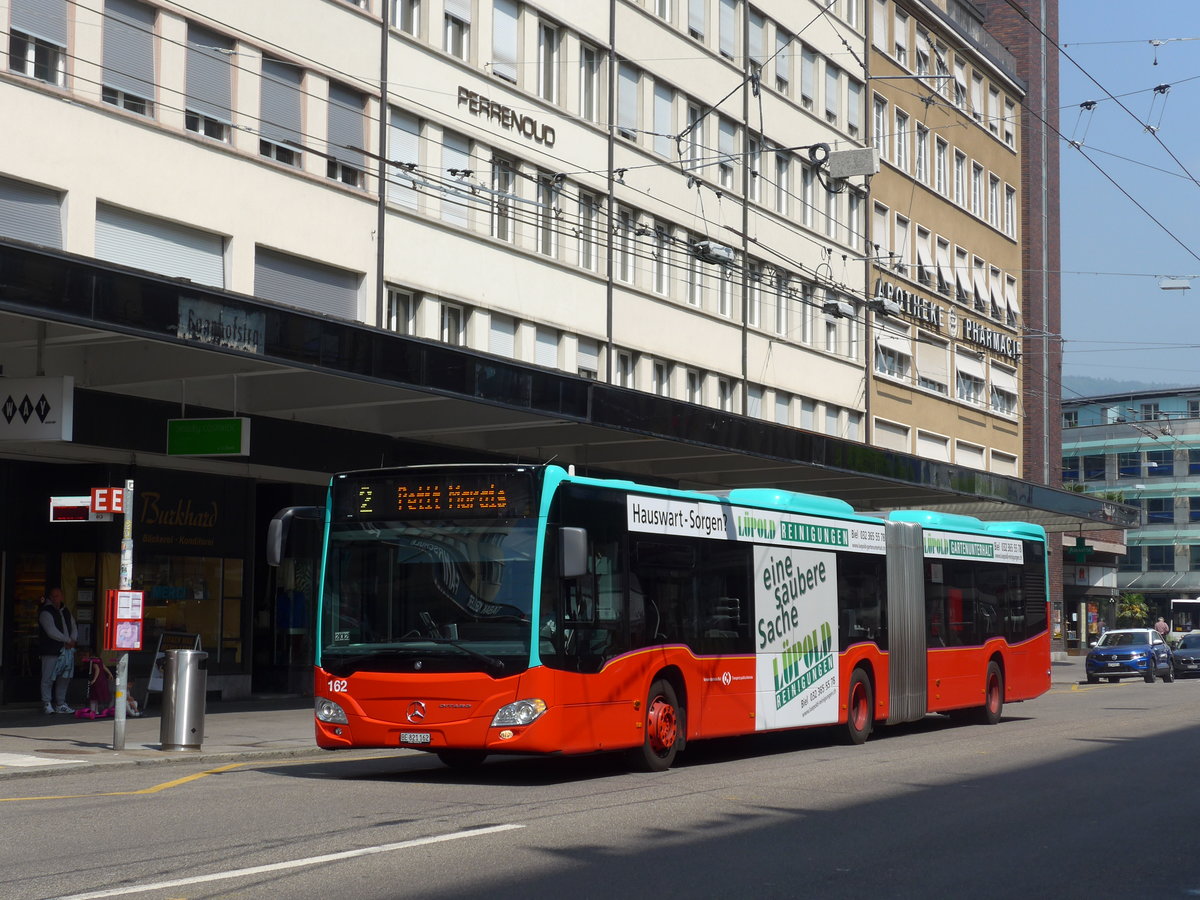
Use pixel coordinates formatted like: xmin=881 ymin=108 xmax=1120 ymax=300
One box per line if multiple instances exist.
xmin=38 ymin=587 xmax=77 ymax=714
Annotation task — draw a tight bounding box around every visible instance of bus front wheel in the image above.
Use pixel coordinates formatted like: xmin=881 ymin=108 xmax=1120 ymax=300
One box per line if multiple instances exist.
xmin=843 ymin=668 xmax=874 ymax=745
xmin=626 ymin=679 xmax=682 ymax=772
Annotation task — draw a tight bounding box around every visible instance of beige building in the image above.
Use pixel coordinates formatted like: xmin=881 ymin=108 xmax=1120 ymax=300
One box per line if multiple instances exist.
xmin=865 ymin=0 xmax=1024 ymax=474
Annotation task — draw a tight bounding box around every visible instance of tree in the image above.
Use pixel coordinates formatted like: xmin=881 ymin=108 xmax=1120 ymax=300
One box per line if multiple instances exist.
xmin=1116 ymin=592 xmax=1149 ymax=627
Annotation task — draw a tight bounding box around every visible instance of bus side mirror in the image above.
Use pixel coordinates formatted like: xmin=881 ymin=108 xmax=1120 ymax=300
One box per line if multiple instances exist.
xmin=267 ymin=506 xmax=325 ymax=567
xmin=559 ymin=527 xmax=589 ymax=578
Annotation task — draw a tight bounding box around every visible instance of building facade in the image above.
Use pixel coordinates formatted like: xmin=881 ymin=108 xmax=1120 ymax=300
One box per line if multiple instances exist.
xmin=1061 ymin=389 xmax=1200 ymax=644
xmin=866 ymin=0 xmax=1025 ymax=475
xmin=0 ymin=0 xmax=1107 ymax=698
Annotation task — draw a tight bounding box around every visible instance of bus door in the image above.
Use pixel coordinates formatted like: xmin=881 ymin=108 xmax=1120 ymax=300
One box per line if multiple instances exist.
xmin=885 ymin=520 xmax=927 ymax=724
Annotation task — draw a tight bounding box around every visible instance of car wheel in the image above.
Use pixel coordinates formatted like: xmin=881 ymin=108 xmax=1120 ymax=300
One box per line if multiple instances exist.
xmin=1086 ymin=674 xmax=1098 ymax=684
xmin=1144 ymin=664 xmax=1156 ymax=683
xmin=1164 ymin=666 xmax=1175 ymax=683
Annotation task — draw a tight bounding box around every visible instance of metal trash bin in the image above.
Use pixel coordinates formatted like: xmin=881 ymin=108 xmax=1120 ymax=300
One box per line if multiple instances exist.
xmin=160 ymin=649 xmax=207 ymax=751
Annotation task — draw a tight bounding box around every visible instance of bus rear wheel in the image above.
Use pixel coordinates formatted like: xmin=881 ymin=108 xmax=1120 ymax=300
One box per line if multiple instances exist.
xmin=625 ymin=679 xmax=682 ymax=772
xmin=436 ymin=750 xmax=488 ymax=770
xmin=843 ymin=668 xmax=873 ymax=745
xmin=975 ymin=661 xmax=1004 ymax=725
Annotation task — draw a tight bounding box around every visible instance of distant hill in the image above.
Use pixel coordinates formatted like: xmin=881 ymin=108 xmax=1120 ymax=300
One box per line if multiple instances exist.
xmin=1062 ymin=376 xmax=1193 ymax=399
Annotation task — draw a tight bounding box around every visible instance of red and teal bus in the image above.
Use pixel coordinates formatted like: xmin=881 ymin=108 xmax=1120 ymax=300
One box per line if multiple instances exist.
xmin=268 ymin=463 xmax=1050 ymax=771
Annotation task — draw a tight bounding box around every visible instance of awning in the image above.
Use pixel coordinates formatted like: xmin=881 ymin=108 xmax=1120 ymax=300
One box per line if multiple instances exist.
xmin=936 ymin=240 xmax=953 ymax=293
xmin=990 ymin=364 xmax=1018 ymax=395
xmin=955 ymin=351 xmax=985 ymax=381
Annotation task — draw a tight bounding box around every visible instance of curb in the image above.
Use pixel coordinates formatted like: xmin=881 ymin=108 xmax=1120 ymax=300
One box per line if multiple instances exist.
xmin=0 ymin=745 xmax=335 ymax=782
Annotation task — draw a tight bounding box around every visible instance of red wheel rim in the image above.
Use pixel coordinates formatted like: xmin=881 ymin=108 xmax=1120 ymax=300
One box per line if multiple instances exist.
xmin=849 ymin=681 xmax=868 ymax=731
xmin=986 ymin=673 xmax=1000 ymax=713
xmin=646 ymin=695 xmax=678 ymax=754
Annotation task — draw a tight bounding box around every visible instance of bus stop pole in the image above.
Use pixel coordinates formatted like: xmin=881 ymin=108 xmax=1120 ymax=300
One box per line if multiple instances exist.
xmin=113 ymin=478 xmax=134 ymax=751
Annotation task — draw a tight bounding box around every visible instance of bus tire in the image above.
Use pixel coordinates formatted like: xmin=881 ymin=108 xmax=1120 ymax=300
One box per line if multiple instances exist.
xmin=976 ymin=661 xmax=1004 ymax=725
xmin=625 ymin=679 xmax=682 ymax=772
xmin=843 ymin=668 xmax=873 ymax=745
xmin=436 ymin=750 xmax=488 ymax=770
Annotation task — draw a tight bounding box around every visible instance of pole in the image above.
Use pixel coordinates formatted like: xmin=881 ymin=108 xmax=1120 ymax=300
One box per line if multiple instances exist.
xmin=113 ymin=477 xmax=134 ymax=751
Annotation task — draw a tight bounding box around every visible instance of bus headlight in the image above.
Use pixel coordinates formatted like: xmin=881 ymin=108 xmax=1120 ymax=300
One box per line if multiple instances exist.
xmin=491 ymin=698 xmax=547 ymax=727
xmin=315 ymin=698 xmax=349 ymax=724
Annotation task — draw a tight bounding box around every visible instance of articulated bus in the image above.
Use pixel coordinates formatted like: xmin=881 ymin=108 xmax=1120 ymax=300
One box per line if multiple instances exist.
xmin=268 ymin=463 xmax=1051 ymax=771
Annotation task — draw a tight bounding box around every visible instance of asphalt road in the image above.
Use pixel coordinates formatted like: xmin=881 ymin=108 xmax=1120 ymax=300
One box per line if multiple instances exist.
xmin=5 ymin=667 xmax=1199 ymax=900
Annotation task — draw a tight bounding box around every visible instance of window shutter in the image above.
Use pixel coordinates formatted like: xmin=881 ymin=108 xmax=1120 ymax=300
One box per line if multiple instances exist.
xmin=0 ymin=175 xmax=62 ymax=249
xmin=719 ymin=0 xmax=735 ymax=58
xmin=103 ymin=0 xmax=156 ymax=98
xmin=11 ymin=0 xmax=68 ymax=46
xmin=444 ymin=0 xmax=472 ymax=23
xmin=688 ymin=0 xmax=705 ymax=35
xmin=260 ymin=58 xmax=304 ymax=147
xmin=254 ymin=247 xmax=359 ymax=319
xmin=387 ymin=110 xmax=420 ymax=208
xmin=491 ymin=0 xmax=518 ymax=81
xmin=775 ymin=31 xmax=790 ymax=82
xmin=653 ymin=82 xmax=672 ymax=156
xmin=536 ymin=329 xmax=558 ymax=368
xmin=327 ymin=82 xmax=365 ymax=169
xmin=489 ymin=315 xmax=515 ymax=357
xmin=95 ymin=204 xmax=225 ymax=288
xmin=187 ymin=24 xmax=233 ymax=122
xmin=618 ymin=64 xmax=638 ymax=133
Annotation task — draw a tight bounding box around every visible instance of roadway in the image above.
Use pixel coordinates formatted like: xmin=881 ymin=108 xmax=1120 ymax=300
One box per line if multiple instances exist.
xmin=3 ymin=661 xmax=1194 ymax=899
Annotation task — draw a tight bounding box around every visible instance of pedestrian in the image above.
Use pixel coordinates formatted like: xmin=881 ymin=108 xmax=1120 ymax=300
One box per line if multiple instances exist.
xmin=37 ymin=587 xmax=77 ymax=715
xmin=1155 ymin=616 xmax=1170 ymax=639
xmin=75 ymin=649 xmax=113 ymax=719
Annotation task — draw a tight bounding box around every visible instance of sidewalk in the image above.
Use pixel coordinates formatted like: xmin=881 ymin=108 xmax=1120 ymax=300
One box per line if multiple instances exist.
xmin=0 ymin=696 xmax=323 ymax=780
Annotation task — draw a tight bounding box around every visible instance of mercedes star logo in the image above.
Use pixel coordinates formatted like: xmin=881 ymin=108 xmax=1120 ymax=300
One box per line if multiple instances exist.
xmin=406 ymin=701 xmax=427 ymax=723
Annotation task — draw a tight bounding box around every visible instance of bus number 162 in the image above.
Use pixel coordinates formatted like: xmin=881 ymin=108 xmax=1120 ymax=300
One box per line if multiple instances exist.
xmin=327 ymin=679 xmax=348 ymax=693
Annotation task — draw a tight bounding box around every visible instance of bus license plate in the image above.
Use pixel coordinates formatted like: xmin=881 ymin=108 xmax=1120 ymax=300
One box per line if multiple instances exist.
xmin=400 ymin=732 xmax=431 ymax=744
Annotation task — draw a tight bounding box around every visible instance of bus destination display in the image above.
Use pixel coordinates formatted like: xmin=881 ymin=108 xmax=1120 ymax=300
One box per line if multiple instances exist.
xmin=334 ymin=472 xmax=535 ymax=520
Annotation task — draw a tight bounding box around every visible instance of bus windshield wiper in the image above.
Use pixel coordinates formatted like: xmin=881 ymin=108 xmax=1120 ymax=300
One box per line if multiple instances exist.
xmin=418 ymin=638 xmax=507 ymax=674
xmin=323 ymin=648 xmax=417 ymax=676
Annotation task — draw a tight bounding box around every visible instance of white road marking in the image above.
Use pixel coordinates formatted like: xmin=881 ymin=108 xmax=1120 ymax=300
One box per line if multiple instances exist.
xmin=51 ymin=823 xmax=525 ymax=899
xmin=0 ymin=752 xmax=81 ymax=768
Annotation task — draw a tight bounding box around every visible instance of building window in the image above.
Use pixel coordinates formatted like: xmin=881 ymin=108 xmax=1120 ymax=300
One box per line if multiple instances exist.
xmin=577 ymin=338 xmax=599 ymax=379
xmin=971 ymin=162 xmax=984 ymax=216
xmin=441 ymin=130 xmax=471 ymax=226
xmin=393 ymin=0 xmax=420 ymax=34
xmin=441 ymin=302 xmax=466 ymax=345
xmin=719 ymin=0 xmax=737 ymax=60
xmin=616 ymin=350 xmax=634 ymax=387
xmin=914 ymin=124 xmax=928 ymax=183
xmin=953 ymin=150 xmax=966 ymax=207
xmin=718 ymin=265 xmax=734 ymax=318
xmin=327 ymin=83 xmax=366 ymax=187
xmin=689 ymin=0 xmax=706 ymax=39
xmin=386 ymin=287 xmax=416 ymax=334
xmin=955 ymin=355 xmax=985 ymax=406
xmin=617 ymin=63 xmax=639 ymax=140
xmin=747 ymin=262 xmax=761 ymax=327
xmin=1119 ymin=546 xmax=1141 ymax=573
xmin=971 ymin=72 xmax=984 ymax=120
xmin=652 ymin=225 xmax=670 ymax=295
xmin=776 ymin=29 xmax=792 ymax=94
xmin=653 ymin=360 xmax=671 ymax=397
xmin=1080 ymin=454 xmax=1105 ymax=481
xmin=1147 ymin=545 xmax=1174 ymax=571
xmin=1147 ymin=448 xmax=1173 ymax=474
xmin=847 ymin=78 xmax=862 ymax=137
xmin=893 ymin=109 xmax=909 ymax=172
xmin=893 ymin=8 xmax=908 ymax=66
xmin=774 ymin=271 xmax=790 ymax=335
xmin=718 ymin=378 xmax=733 ymax=411
xmin=686 ymin=234 xmax=704 ymax=306
xmin=1063 ymin=410 xmax=1079 ymax=428
xmin=444 ymin=1 xmax=470 ymax=60
xmin=654 ymin=82 xmax=674 ymax=157
xmin=873 ymin=95 xmax=888 ymax=158
xmin=747 ymin=385 xmax=763 ymax=418
xmin=1061 ymin=456 xmax=1080 ymax=482
xmin=1004 ymin=98 xmax=1016 ymax=147
xmin=537 ymin=171 xmax=557 ymax=257
xmin=490 ymin=0 xmax=518 ymax=82
xmin=538 ymin=21 xmax=561 ymax=103
xmin=1141 ymin=402 xmax=1161 ymax=421
xmin=718 ymin=117 xmax=737 ymax=189
xmin=801 ymin=46 xmax=817 ymax=109
xmin=989 ymin=174 xmax=1000 ymax=227
xmin=1005 ymin=185 xmax=1017 ymax=238
xmin=8 ymin=29 xmax=66 ymax=86
xmin=387 ymin=108 xmax=421 ymax=208
xmin=990 ymin=381 xmax=1018 ymax=416
xmin=580 ymin=44 xmax=601 ymax=122
xmin=656 ymin=0 xmax=673 ymax=22
xmin=775 ymin=151 xmax=791 ymax=216
xmin=491 ymin=156 xmax=517 ymax=242
xmin=1190 ymin=497 xmax=1200 ymax=523
xmin=988 ymin=86 xmax=1001 ymax=135
xmin=186 ymin=25 xmax=233 ymax=141
xmin=824 ymin=64 xmax=840 ymax=125
xmin=617 ymin=208 xmax=634 ymax=283
xmin=577 ymin=192 xmax=599 ymax=270
xmin=875 ymin=333 xmax=912 ymax=380
xmin=1191 ymin=546 xmax=1200 ymax=571
xmin=954 ymin=59 xmax=967 ymax=108
xmin=103 ymin=0 xmax=156 ymax=116
xmin=260 ymin=57 xmax=303 ymax=165
xmin=686 ymin=368 xmax=703 ymax=404
xmin=1117 ymin=451 xmax=1140 ymax=478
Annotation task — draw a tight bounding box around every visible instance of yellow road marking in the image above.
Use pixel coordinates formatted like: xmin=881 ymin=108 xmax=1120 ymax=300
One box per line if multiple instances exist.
xmin=0 ymin=763 xmax=246 ymax=803
xmin=0 ymin=751 xmax=396 ymax=803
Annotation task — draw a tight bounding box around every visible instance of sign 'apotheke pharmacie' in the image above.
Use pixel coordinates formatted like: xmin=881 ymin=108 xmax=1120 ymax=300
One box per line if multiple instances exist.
xmin=457 ymin=87 xmax=556 ymax=147
xmin=873 ymin=278 xmax=1020 ymax=362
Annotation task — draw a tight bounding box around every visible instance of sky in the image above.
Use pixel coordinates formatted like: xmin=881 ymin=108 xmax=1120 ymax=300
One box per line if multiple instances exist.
xmin=1058 ymin=1 xmax=1200 ymax=389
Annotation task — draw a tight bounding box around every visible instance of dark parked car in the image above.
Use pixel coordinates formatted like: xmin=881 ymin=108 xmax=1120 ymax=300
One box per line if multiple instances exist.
xmin=1086 ymin=628 xmax=1174 ymax=684
xmin=1172 ymin=633 xmax=1200 ymax=678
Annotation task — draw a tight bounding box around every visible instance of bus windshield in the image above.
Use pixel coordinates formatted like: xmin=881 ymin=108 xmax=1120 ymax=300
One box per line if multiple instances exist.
xmin=320 ymin=519 xmax=537 ymax=675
